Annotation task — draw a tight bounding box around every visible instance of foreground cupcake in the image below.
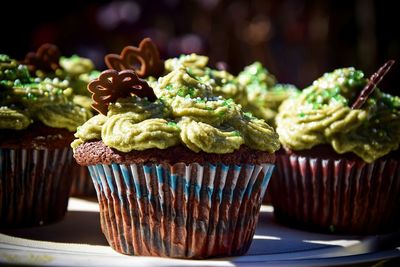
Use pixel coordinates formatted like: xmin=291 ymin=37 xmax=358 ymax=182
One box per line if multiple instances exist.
xmin=24 ymin=44 xmax=100 ymax=197
xmin=270 ymin=61 xmax=400 ymax=234
xmin=0 ymin=54 xmax=92 ymax=226
xmin=72 ymin=38 xmax=280 ymax=259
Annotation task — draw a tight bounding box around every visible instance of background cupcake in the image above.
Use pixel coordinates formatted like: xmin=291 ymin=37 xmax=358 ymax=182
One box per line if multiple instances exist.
xmin=270 ymin=61 xmax=400 ymax=234
xmin=59 ymin=54 xmax=100 ymax=197
xmin=23 ymin=44 xmax=100 ymax=197
xmin=72 ymin=39 xmax=280 ymax=259
xmin=0 ymin=53 xmax=92 ymax=226
xmin=237 ymin=62 xmax=299 ymax=127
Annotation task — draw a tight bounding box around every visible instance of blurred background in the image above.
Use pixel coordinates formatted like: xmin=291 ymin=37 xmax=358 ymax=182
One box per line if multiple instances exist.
xmin=1 ymin=0 xmax=399 ymax=93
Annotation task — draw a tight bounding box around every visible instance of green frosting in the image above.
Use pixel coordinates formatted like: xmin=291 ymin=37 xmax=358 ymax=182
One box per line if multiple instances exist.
xmin=164 ymin=54 xmax=247 ymax=106
xmin=0 ymin=55 xmax=31 ymax=87
xmin=73 ymin=67 xmax=280 ymax=154
xmin=238 ymin=62 xmax=299 ymax=124
xmin=0 ymin=106 xmax=31 ymax=130
xmin=60 ymin=55 xmax=95 ymax=77
xmin=164 ymin=57 xmax=297 ymax=124
xmin=59 ymin=55 xmax=100 ymax=96
xmin=0 ymin=54 xmax=93 ymax=131
xmin=276 ymin=67 xmax=400 ymax=163
xmin=35 ymin=103 xmax=92 ymax=132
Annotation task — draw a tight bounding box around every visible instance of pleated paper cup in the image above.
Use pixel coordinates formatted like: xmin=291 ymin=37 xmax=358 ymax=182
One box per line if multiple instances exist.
xmin=70 ymin=163 xmax=96 ymax=197
xmin=87 ymin=162 xmax=274 ymax=259
xmin=270 ymin=150 xmax=400 ymax=234
xmin=0 ymin=147 xmax=73 ymax=227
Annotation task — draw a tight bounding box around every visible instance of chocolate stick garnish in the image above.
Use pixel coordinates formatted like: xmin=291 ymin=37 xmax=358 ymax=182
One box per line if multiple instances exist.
xmin=88 ymin=69 xmax=157 ymax=115
xmin=351 ymin=60 xmax=395 ymax=109
xmin=105 ymin=38 xmax=164 ymax=78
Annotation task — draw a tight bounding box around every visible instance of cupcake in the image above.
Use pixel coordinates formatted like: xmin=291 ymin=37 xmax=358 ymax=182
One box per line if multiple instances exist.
xmin=0 ymin=54 xmax=92 ymax=226
xmin=24 ymin=44 xmax=100 ymax=197
xmin=271 ymin=61 xmax=400 ymax=234
xmin=72 ymin=38 xmax=280 ymax=258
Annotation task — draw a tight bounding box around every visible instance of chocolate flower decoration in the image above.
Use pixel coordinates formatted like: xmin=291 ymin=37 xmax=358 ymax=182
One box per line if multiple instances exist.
xmin=88 ymin=69 xmax=157 ymax=115
xmin=23 ymin=43 xmax=61 ymax=74
xmin=105 ymin=38 xmax=164 ymax=78
xmin=352 ymin=60 xmax=395 ymax=109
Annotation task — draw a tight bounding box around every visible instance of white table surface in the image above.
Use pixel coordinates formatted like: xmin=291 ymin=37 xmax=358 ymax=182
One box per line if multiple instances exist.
xmin=0 ymin=198 xmax=399 ymax=267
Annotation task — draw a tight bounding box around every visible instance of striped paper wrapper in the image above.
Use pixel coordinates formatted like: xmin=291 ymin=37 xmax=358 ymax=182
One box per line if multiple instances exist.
xmin=70 ymin=163 xmax=96 ymax=197
xmin=270 ymin=152 xmax=400 ymax=234
xmin=87 ymin=162 xmax=274 ymax=259
xmin=0 ymin=147 xmax=73 ymax=227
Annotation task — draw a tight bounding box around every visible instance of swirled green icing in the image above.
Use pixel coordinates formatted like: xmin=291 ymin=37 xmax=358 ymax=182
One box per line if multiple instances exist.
xmin=238 ymin=62 xmax=299 ymax=124
xmin=75 ymin=114 xmax=107 ymax=141
xmin=165 ymin=53 xmax=208 ymax=76
xmin=164 ymin=56 xmax=297 ymax=123
xmin=276 ymin=67 xmax=400 ymax=162
xmin=164 ymin=54 xmax=247 ymax=106
xmin=0 ymin=55 xmax=31 ymax=85
xmin=178 ymin=117 xmax=244 ymax=153
xmin=59 ymin=55 xmax=100 ymax=96
xmin=169 ymin=96 xmax=241 ymax=125
xmin=35 ymin=103 xmax=92 ymax=131
xmin=156 ymin=66 xmax=213 ymax=99
xmin=60 ymin=55 xmax=95 ymax=77
xmin=0 ymin=54 xmax=93 ymax=131
xmin=102 ymin=117 xmax=181 ymax=152
xmin=73 ymin=67 xmax=280 ymax=154
xmin=0 ymin=106 xmax=31 ymax=130
xmin=73 ymin=95 xmax=92 ymax=109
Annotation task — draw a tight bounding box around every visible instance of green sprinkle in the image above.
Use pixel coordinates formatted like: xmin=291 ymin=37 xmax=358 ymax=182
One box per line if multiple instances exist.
xmin=177 ymin=88 xmax=186 ymax=97
xmin=186 ymin=68 xmax=194 ymax=77
xmin=244 ymin=112 xmax=253 ymax=118
xmin=167 ymin=121 xmax=178 ymax=127
xmin=188 ymin=87 xmax=195 ymax=97
xmin=223 ymin=98 xmax=234 ymax=107
xmin=233 ymin=130 xmax=241 ymax=136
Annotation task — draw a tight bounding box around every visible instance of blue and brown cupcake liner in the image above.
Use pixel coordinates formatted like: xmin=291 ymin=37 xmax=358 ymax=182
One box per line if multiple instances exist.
xmin=87 ymin=162 xmax=274 ymax=259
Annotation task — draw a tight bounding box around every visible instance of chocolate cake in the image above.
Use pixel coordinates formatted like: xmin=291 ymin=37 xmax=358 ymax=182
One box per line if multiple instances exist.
xmin=74 ymin=141 xmax=275 ymax=166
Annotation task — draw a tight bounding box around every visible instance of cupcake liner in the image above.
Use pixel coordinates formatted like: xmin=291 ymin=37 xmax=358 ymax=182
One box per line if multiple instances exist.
xmin=70 ymin=163 xmax=96 ymax=197
xmin=87 ymin=162 xmax=274 ymax=259
xmin=270 ymin=153 xmax=400 ymax=234
xmin=0 ymin=147 xmax=73 ymax=226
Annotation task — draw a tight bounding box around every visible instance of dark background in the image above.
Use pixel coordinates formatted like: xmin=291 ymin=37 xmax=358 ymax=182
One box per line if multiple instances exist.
xmin=1 ymin=0 xmax=399 ymax=94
